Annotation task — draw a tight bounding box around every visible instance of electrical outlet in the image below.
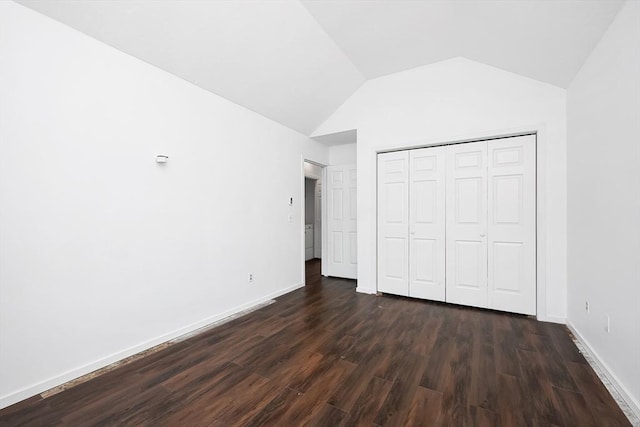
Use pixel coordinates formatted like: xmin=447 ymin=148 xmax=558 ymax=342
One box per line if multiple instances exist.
xmin=248 ymin=273 xmax=254 ymax=283
xmin=585 ymin=300 xmax=589 ymax=313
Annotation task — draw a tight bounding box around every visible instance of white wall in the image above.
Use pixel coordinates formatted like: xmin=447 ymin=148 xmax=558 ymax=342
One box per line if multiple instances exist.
xmin=329 ymin=143 xmax=357 ymax=165
xmin=567 ymin=0 xmax=640 ymax=413
xmin=0 ymin=2 xmax=328 ymax=409
xmin=314 ymin=57 xmax=567 ymax=322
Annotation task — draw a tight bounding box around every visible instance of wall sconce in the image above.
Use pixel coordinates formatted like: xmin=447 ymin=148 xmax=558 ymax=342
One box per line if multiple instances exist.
xmin=156 ymin=155 xmax=169 ymax=164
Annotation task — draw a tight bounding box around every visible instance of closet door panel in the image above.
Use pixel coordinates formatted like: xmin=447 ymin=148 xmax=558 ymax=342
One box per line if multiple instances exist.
xmin=409 ymin=147 xmax=446 ymax=301
xmin=377 ymin=151 xmax=409 ymax=296
xmin=488 ymin=135 xmax=536 ymax=315
xmin=445 ymin=142 xmax=488 ymax=308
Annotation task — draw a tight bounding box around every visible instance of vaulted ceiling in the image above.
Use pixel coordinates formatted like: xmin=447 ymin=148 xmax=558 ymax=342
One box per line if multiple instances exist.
xmin=16 ymin=0 xmax=624 ymax=136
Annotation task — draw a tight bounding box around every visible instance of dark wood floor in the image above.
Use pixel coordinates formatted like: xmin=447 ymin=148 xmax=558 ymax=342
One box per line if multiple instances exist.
xmin=0 ymin=259 xmax=630 ymax=426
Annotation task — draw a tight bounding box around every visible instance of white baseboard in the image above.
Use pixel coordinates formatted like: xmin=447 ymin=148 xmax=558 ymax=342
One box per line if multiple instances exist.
xmin=355 ymin=286 xmax=376 ymax=294
xmin=0 ymin=282 xmax=303 ymax=410
xmin=567 ymin=321 xmax=640 ymax=426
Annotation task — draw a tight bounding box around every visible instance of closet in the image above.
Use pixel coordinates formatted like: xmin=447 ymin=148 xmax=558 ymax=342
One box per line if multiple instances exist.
xmin=377 ymin=134 xmax=536 ymax=315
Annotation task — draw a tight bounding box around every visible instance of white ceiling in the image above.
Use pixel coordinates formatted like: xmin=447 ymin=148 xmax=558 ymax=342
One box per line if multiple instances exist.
xmin=16 ymin=0 xmax=624 ymax=137
xmin=16 ymin=0 xmax=365 ymax=135
xmin=311 ymin=129 xmax=357 ymax=146
xmin=301 ymin=0 xmax=624 ymax=86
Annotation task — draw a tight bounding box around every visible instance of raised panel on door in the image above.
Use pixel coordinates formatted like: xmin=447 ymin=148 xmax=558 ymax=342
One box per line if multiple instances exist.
xmin=326 ymin=164 xmax=357 ymax=279
xmin=488 ymin=135 xmax=536 ymax=315
xmin=377 ymin=151 xmax=409 ymax=296
xmin=332 ymin=188 xmax=343 ymax=220
xmin=409 ymin=147 xmax=446 ymax=301
xmin=446 ymin=141 xmax=488 ymax=308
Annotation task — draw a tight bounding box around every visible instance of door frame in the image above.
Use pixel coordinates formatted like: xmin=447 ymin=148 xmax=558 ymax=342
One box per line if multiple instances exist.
xmin=374 ymin=126 xmax=548 ymax=320
xmin=301 ymin=158 xmax=326 ymax=285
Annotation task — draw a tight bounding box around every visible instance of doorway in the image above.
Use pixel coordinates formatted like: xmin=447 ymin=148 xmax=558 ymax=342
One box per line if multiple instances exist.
xmin=303 ymin=160 xmax=324 ymax=284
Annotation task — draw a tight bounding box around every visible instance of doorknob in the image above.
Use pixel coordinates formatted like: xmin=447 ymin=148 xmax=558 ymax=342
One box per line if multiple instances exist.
xmin=480 ymin=232 xmax=486 ymax=237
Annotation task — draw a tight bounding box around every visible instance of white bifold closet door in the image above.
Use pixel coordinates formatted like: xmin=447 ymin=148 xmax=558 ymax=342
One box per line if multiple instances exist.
xmin=378 ymin=134 xmax=536 ymax=316
xmin=487 ymin=136 xmax=536 ymax=315
xmin=377 ymin=148 xmax=446 ymax=299
xmin=377 ymin=151 xmax=409 ymax=296
xmin=409 ymin=147 xmax=446 ymax=301
xmin=445 ymin=141 xmax=489 ymax=308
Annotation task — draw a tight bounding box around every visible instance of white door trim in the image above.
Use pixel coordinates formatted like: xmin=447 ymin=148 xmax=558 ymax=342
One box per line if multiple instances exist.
xmin=372 ymin=125 xmax=549 ymax=321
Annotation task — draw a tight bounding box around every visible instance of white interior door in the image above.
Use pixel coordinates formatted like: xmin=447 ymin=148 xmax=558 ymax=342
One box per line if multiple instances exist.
xmin=409 ymin=147 xmax=446 ymax=301
xmin=377 ymin=151 xmax=409 ymax=296
xmin=487 ymin=135 xmax=536 ymax=315
xmin=445 ymin=141 xmax=488 ymax=308
xmin=326 ymin=164 xmax=357 ymax=279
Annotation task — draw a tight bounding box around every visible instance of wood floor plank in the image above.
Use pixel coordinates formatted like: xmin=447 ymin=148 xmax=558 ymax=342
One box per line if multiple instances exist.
xmin=94 ymin=362 xmax=252 ymax=426
xmin=497 ymin=373 xmax=531 ymax=427
xmin=343 ymin=376 xmax=393 ymax=426
xmin=251 ymin=342 xmax=305 ymax=379
xmin=553 ymin=386 xmax=598 ymax=427
xmin=469 ymin=313 xmax=498 ymax=411
xmin=419 ymin=333 xmax=455 ymax=392
xmin=278 ymin=359 xmax=355 ymax=425
xmin=171 ymin=372 xmax=270 ymax=426
xmin=371 ymin=346 xmax=408 ymax=382
xmin=373 ymin=352 xmax=426 ymax=426
xmin=307 ymin=404 xmax=347 ymax=426
xmin=517 ymin=348 xmax=564 ymax=426
xmin=529 ymin=333 xmax=580 ymax=393
xmin=548 ymin=324 xmax=589 ymax=365
xmin=270 ymin=350 xmax=324 ymax=389
xmin=243 ymin=387 xmax=300 ymax=426
xmin=339 ymin=320 xmax=379 ymax=364
xmin=411 ymin=314 xmax=442 ymax=356
xmin=286 ymin=352 xmax=337 ymax=393
xmin=61 ymin=382 xmax=172 ymax=426
xmin=326 ymin=343 xmax=385 ymax=412
xmin=0 ymin=259 xmax=630 ymax=427
xmin=493 ymin=324 xmax=522 ymax=377
xmin=213 ymin=376 xmax=284 ymax=425
xmin=0 ymin=397 xmax=51 ymax=427
xmin=469 ymin=405 xmax=500 ymax=427
xmin=403 ymin=386 xmax=443 ymax=427
xmin=566 ymin=362 xmax=631 ymax=427
xmin=439 ymin=311 xmax=475 ymax=427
